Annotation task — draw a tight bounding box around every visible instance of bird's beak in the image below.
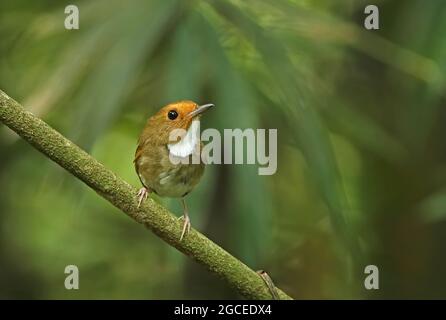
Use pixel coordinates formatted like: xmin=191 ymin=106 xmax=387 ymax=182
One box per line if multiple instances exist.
xmin=188 ymin=103 xmax=214 ymax=118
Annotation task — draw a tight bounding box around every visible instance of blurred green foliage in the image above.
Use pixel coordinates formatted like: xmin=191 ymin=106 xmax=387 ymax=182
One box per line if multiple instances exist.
xmin=1 ymin=0 xmax=446 ymax=299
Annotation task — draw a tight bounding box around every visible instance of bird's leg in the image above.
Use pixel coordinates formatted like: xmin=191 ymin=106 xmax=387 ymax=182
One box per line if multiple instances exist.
xmin=137 ymin=187 xmax=150 ymax=208
xmin=179 ymin=198 xmax=191 ymax=241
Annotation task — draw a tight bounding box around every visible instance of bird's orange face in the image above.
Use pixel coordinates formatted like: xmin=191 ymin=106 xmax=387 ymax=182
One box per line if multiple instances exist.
xmin=144 ymin=100 xmax=214 ymax=145
xmin=155 ymin=100 xmax=199 ymax=131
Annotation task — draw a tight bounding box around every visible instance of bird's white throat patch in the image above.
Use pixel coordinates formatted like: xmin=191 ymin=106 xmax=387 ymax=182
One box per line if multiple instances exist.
xmin=168 ymin=119 xmax=200 ymax=158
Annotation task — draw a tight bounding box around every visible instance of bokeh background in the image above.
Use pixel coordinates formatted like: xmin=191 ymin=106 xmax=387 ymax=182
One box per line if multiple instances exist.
xmin=1 ymin=0 xmax=446 ymax=299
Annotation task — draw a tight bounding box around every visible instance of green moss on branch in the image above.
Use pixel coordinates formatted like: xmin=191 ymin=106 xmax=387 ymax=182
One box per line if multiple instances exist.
xmin=0 ymin=89 xmax=292 ymax=300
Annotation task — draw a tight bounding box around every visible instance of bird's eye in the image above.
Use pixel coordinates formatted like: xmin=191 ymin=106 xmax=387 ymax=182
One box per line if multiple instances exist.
xmin=167 ymin=110 xmax=178 ymax=120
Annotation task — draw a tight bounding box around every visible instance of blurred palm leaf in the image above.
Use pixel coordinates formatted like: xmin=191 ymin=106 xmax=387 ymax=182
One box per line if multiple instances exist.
xmin=204 ymin=0 xmax=361 ymax=265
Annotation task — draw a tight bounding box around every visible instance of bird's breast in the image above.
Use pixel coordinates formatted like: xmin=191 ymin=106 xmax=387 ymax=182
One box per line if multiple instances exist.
xmin=136 ymin=145 xmax=204 ymax=198
xmin=167 ymin=119 xmax=200 ymax=158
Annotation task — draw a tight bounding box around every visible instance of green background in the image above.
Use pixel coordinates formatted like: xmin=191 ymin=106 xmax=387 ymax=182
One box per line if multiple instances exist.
xmin=1 ymin=0 xmax=446 ymax=299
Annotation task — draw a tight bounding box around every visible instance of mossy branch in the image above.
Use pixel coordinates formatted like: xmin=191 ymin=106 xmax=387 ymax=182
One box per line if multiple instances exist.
xmin=0 ymin=89 xmax=292 ymax=300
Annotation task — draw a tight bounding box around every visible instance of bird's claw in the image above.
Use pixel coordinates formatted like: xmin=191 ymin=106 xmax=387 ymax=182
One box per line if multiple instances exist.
xmin=179 ymin=214 xmax=191 ymax=241
xmin=137 ymin=187 xmax=149 ymax=207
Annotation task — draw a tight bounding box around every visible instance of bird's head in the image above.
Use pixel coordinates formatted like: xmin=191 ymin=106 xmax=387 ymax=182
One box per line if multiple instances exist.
xmin=144 ymin=100 xmax=214 ymax=145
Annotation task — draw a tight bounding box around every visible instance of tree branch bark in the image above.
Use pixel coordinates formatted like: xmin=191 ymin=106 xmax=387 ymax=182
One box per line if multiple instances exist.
xmin=0 ymin=89 xmax=292 ymax=300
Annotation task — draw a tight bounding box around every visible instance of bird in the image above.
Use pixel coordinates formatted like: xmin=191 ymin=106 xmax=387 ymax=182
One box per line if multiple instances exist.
xmin=134 ymin=101 xmax=214 ymax=241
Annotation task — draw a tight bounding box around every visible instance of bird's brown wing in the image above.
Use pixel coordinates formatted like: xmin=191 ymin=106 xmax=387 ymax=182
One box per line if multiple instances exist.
xmin=134 ymin=141 xmax=144 ymax=164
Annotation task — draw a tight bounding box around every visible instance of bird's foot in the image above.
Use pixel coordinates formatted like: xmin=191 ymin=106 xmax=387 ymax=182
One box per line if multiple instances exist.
xmin=137 ymin=187 xmax=150 ymax=208
xmin=178 ymin=214 xmax=191 ymax=241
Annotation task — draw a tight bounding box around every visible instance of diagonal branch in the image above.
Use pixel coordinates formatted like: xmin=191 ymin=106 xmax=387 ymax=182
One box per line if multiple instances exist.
xmin=0 ymin=89 xmax=292 ymax=300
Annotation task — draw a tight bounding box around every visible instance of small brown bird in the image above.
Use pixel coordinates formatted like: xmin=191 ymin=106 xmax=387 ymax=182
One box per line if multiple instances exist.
xmin=134 ymin=101 xmax=214 ymax=241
